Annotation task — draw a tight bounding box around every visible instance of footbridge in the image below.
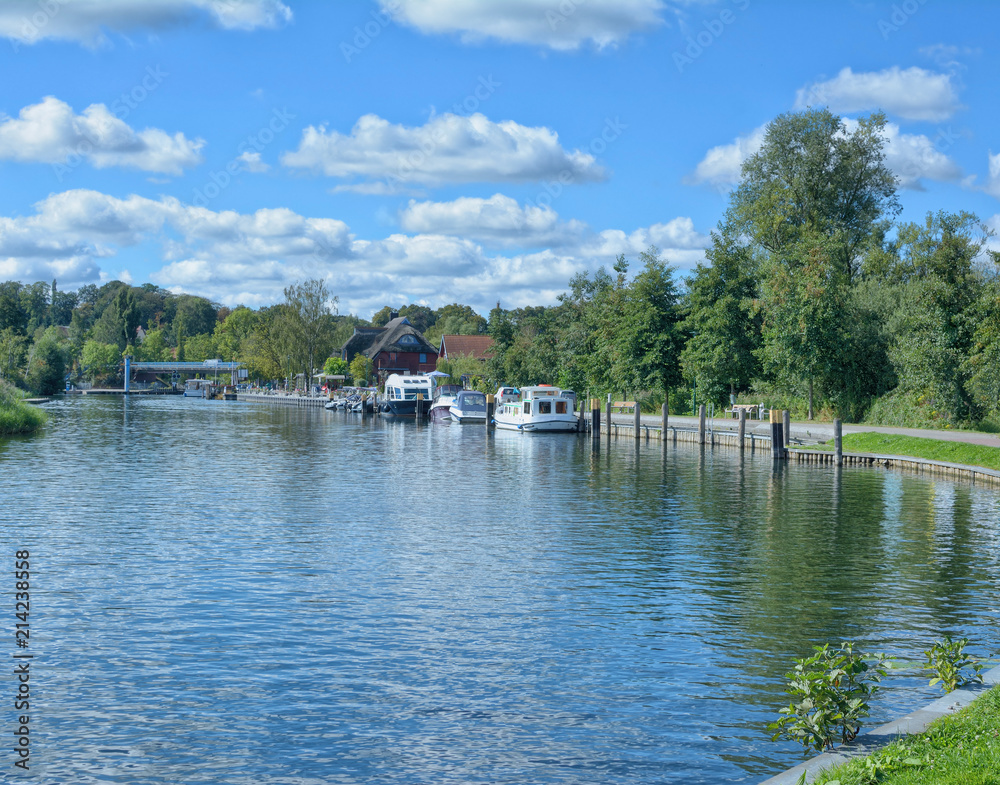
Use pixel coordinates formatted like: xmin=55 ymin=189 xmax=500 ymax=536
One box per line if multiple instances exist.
xmin=124 ymin=357 xmax=245 ymax=392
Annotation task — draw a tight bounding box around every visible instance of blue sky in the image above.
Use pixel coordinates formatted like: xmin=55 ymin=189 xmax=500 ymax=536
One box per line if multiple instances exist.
xmin=0 ymin=0 xmax=997 ymax=320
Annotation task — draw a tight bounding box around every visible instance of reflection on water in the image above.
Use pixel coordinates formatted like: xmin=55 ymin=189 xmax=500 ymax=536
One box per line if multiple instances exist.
xmin=2 ymin=396 xmax=999 ymax=783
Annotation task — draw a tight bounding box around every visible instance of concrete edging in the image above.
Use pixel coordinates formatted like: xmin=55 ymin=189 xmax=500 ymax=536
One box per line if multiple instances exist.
xmin=758 ymin=664 xmax=1000 ymax=784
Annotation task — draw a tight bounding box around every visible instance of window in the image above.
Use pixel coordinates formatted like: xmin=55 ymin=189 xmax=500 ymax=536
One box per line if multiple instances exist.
xmin=401 ymin=335 xmax=418 ymax=345
xmin=539 ymin=401 xmax=551 ymax=414
xmin=419 ymin=353 xmax=427 ymax=363
xmin=556 ymin=401 xmax=566 ymax=414
xmin=524 ymin=402 xmax=531 ymax=414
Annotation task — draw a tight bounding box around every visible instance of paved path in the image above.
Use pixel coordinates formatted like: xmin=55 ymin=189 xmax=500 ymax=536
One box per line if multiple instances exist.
xmin=614 ymin=412 xmax=1000 ymax=448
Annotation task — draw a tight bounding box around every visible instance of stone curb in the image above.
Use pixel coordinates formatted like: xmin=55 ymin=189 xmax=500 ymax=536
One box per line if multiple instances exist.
xmin=758 ymin=664 xmax=1000 ymax=784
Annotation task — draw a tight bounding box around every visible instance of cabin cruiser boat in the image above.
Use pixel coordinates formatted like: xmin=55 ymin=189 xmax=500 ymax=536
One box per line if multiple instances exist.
xmin=383 ymin=374 xmax=436 ymax=417
xmin=183 ymin=379 xmax=213 ymax=398
xmin=429 ymin=384 xmax=463 ymax=421
xmin=493 ymin=385 xmax=579 ymax=432
xmin=450 ymin=389 xmax=488 ymax=423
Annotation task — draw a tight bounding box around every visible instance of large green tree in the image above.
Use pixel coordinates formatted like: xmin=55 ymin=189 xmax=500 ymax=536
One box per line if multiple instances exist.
xmin=24 ymin=327 xmax=68 ymax=394
xmin=681 ymin=230 xmax=762 ymax=403
xmin=277 ymin=279 xmax=338 ymax=388
xmin=730 ymin=108 xmax=899 ymax=281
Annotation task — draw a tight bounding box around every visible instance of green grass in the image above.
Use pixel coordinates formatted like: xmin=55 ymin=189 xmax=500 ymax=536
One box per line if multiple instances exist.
xmin=833 ymin=433 xmax=1000 ymax=472
xmin=0 ymin=381 xmax=47 ymax=436
xmin=812 ymin=685 xmax=1000 ymax=785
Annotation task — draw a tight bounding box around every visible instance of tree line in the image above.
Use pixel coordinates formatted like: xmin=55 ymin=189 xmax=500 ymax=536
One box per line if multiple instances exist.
xmin=485 ymin=108 xmax=1000 ymax=429
xmin=3 ymin=107 xmax=998 ymax=428
xmin=0 ymin=277 xmax=489 ymax=396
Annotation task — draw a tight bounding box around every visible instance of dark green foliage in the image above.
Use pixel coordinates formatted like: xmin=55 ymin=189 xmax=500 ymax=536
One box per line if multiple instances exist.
xmin=0 ymin=281 xmax=29 ymax=334
xmin=681 ymin=229 xmax=761 ymax=403
xmin=730 ymin=108 xmax=899 ymax=280
xmin=24 ymin=326 xmax=68 ymax=395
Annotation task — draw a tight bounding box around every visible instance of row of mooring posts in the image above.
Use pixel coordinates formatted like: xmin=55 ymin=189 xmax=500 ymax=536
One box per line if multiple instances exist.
xmin=364 ymin=392 xmax=844 ymax=469
xmin=581 ymin=397 xmax=846 ymax=468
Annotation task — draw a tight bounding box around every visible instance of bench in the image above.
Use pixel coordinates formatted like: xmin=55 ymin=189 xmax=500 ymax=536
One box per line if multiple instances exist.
xmin=725 ymin=403 xmax=764 ymax=419
xmin=610 ymin=401 xmax=637 ymax=413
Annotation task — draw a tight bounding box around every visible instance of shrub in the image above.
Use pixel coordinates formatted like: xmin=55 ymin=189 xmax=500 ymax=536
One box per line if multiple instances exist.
xmin=769 ymin=642 xmax=891 ymax=752
xmin=0 ymin=380 xmax=47 ymax=436
xmin=924 ymin=636 xmax=984 ymax=693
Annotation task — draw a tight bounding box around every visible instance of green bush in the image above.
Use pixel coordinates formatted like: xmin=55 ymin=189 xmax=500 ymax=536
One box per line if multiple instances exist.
xmin=0 ymin=380 xmax=47 ymax=436
xmin=924 ymin=636 xmax=984 ymax=693
xmin=769 ymin=642 xmax=891 ymax=752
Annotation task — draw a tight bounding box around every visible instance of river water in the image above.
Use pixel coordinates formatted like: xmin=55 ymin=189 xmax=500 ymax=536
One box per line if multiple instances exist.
xmin=2 ymin=395 xmax=999 ymax=784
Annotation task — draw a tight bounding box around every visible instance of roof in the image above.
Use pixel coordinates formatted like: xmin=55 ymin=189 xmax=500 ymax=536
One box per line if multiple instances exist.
xmin=364 ymin=317 xmax=437 ymax=359
xmin=340 ymin=326 xmax=384 ymax=362
xmin=438 ymin=334 xmax=495 ymax=361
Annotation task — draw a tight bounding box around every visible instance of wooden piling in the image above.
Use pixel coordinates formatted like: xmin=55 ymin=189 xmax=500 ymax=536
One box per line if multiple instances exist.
xmin=698 ymin=404 xmax=706 ymax=444
xmin=770 ymin=409 xmax=785 ymax=460
xmin=591 ymin=398 xmax=600 ymax=444
xmin=738 ymin=408 xmax=746 ymax=450
xmin=782 ymin=409 xmax=791 ymax=454
xmin=661 ymin=402 xmax=668 ymax=435
xmin=486 ymin=394 xmax=495 ymax=431
xmin=834 ymin=418 xmax=843 ymax=466
xmin=416 ymin=392 xmax=424 ymax=420
xmin=606 ymin=395 xmax=612 ymax=440
xmin=634 ymin=401 xmax=641 ymax=439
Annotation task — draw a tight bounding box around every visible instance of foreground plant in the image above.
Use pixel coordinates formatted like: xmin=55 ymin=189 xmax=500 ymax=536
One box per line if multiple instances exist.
xmin=770 ymin=642 xmax=891 ymax=752
xmin=924 ymin=635 xmax=984 ymax=693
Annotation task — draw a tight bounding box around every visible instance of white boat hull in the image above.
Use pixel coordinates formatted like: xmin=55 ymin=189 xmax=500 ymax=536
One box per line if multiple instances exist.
xmin=493 ymin=414 xmax=578 ymax=432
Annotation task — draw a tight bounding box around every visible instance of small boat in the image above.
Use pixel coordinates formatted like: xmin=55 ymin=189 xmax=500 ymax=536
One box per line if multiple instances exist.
xmin=494 ymin=385 xmax=579 ymax=432
xmin=183 ymin=379 xmax=213 ymax=398
xmin=383 ymin=374 xmax=435 ymax=417
xmin=450 ymin=389 xmax=487 ymax=423
xmin=429 ymin=384 xmax=463 ymax=421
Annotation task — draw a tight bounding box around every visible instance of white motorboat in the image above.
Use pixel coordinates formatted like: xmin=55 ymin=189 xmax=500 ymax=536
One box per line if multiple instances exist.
xmin=383 ymin=374 xmax=436 ymax=416
xmin=493 ymin=385 xmax=579 ymax=432
xmin=429 ymin=384 xmax=463 ymax=421
xmin=450 ymin=389 xmax=487 ymax=423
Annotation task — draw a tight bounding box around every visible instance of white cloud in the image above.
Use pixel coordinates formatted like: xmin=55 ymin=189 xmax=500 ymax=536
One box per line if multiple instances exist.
xmin=684 ymin=125 xmax=766 ymax=189
xmin=795 ymin=66 xmax=961 ymax=122
xmin=282 ymin=112 xmax=605 ymax=189
xmin=399 ymin=193 xmax=587 ymax=246
xmin=378 ymin=0 xmax=664 ymax=51
xmin=0 ymin=188 xmax=708 ymax=314
xmin=236 ymin=151 xmax=269 ymax=173
xmin=868 ymin=121 xmax=962 ymax=190
xmin=0 ymin=0 xmax=291 ymax=47
xmin=688 ymin=120 xmax=961 ymax=192
xmin=972 ymin=152 xmax=1000 ymax=199
xmin=0 ymin=96 xmax=204 ymax=175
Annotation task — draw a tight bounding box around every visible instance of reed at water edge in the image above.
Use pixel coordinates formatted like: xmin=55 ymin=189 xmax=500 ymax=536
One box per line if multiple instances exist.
xmin=0 ymin=380 xmax=47 ymax=436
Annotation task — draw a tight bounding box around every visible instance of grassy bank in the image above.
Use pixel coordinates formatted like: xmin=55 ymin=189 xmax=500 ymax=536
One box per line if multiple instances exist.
xmin=812 ymin=685 xmax=1000 ymax=785
xmin=834 ymin=433 xmax=1000 ymax=472
xmin=0 ymin=381 xmax=47 ymax=436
